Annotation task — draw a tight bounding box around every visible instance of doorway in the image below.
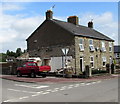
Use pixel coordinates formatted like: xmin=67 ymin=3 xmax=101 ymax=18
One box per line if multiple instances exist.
xmin=80 ymin=57 xmax=84 ymax=72
xmin=43 ymin=59 xmax=50 ymax=66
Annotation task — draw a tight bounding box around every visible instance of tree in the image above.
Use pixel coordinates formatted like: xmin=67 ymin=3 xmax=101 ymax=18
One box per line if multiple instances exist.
xmin=6 ymin=50 xmax=10 ymax=56
xmin=0 ymin=53 xmax=7 ymax=62
xmin=6 ymin=50 xmax=16 ymax=57
xmin=15 ymin=48 xmax=22 ymax=58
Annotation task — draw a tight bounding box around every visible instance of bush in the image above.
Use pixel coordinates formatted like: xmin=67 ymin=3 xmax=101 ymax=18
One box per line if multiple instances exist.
xmin=92 ymin=69 xmax=107 ymax=74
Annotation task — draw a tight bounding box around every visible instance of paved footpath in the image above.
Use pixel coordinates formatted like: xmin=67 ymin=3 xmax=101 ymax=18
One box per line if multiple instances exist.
xmin=0 ymin=74 xmax=119 ymax=83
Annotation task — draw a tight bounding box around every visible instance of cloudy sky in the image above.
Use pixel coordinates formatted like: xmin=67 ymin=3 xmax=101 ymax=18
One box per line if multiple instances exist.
xmin=1 ymin=1 xmax=118 ymax=53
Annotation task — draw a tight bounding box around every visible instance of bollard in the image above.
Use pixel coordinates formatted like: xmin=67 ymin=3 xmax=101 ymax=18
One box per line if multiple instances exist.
xmin=106 ymin=64 xmax=110 ymax=73
xmin=85 ymin=65 xmax=89 ymax=78
xmin=111 ymin=63 xmax=114 ymax=74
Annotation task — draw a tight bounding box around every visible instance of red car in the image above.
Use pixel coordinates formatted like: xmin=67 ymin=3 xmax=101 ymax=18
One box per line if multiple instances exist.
xmin=17 ymin=62 xmax=51 ymax=78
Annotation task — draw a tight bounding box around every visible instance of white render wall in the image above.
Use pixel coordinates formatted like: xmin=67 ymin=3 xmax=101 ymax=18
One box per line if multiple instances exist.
xmin=49 ymin=56 xmax=72 ymax=72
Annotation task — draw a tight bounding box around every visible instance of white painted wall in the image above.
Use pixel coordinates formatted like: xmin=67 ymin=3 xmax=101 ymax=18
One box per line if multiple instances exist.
xmin=49 ymin=56 xmax=72 ymax=72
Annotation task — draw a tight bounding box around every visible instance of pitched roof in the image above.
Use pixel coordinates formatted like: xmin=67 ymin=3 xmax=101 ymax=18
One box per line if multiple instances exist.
xmin=51 ymin=19 xmax=114 ymax=41
xmin=114 ymin=45 xmax=120 ymax=53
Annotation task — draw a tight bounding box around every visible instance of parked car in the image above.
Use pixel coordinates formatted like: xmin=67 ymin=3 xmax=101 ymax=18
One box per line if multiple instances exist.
xmin=17 ymin=62 xmax=51 ymax=78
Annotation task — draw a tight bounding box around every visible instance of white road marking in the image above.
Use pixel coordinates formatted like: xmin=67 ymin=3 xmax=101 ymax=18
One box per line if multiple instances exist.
xmin=96 ymin=81 xmax=101 ymax=83
xmin=31 ymin=94 xmax=40 ymax=97
xmin=51 ymin=89 xmax=58 ymax=92
xmin=61 ymin=86 xmax=67 ymax=88
xmin=3 ymin=99 xmax=14 ymax=102
xmin=69 ymin=85 xmax=74 ymax=87
xmin=46 ymin=89 xmax=52 ymax=92
xmin=15 ymin=84 xmax=49 ymax=89
xmin=19 ymin=96 xmax=29 ymax=100
xmin=54 ymin=88 xmax=59 ymax=90
xmin=91 ymin=82 xmax=96 ymax=84
xmin=81 ymin=83 xmax=85 ymax=85
xmin=42 ymin=92 xmax=50 ymax=94
xmin=74 ymin=84 xmax=80 ymax=87
xmin=59 ymin=88 xmax=66 ymax=91
xmin=86 ymin=83 xmax=91 ymax=85
xmin=67 ymin=86 xmax=73 ymax=89
xmin=8 ymin=88 xmax=38 ymax=94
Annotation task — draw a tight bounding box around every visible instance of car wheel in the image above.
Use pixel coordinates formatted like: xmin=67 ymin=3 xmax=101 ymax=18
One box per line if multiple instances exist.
xmin=17 ymin=71 xmax=22 ymax=77
xmin=42 ymin=74 xmax=46 ymax=78
xmin=30 ymin=71 xmax=36 ymax=78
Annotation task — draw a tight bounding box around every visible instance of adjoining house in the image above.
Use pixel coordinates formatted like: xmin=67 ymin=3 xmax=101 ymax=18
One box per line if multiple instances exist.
xmin=26 ymin=10 xmax=114 ymax=75
xmin=114 ymin=45 xmax=120 ymax=66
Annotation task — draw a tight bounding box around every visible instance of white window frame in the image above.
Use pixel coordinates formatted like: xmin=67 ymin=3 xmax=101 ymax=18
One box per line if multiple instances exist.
xmin=89 ymin=39 xmax=95 ymax=51
xmin=102 ymin=57 xmax=106 ymax=67
xmin=101 ymin=41 xmax=106 ymax=52
xmin=79 ymin=39 xmax=84 ymax=51
xmin=109 ymin=42 xmax=112 ymax=52
xmin=90 ymin=56 xmax=94 ymax=68
xmin=116 ymin=53 xmax=120 ymax=58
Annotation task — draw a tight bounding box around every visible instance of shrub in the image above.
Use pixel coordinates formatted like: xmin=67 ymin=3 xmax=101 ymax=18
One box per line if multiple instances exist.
xmin=92 ymin=69 xmax=107 ymax=74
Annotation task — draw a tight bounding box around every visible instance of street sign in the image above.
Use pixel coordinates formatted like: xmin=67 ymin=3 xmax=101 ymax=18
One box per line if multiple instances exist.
xmin=62 ymin=48 xmax=69 ymax=55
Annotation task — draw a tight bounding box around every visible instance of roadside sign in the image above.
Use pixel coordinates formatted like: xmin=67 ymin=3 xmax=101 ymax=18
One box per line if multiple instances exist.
xmin=62 ymin=48 xmax=69 ymax=55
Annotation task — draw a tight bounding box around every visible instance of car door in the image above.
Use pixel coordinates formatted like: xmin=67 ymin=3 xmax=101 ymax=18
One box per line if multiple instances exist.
xmin=21 ymin=64 xmax=27 ymax=74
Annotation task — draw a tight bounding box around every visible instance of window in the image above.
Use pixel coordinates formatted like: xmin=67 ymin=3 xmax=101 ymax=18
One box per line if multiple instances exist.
xmin=79 ymin=39 xmax=84 ymax=51
xmin=109 ymin=42 xmax=112 ymax=52
xmin=102 ymin=57 xmax=106 ymax=67
xmin=101 ymin=41 xmax=106 ymax=52
xmin=34 ymin=40 xmax=37 ymax=43
xmin=116 ymin=53 xmax=120 ymax=58
xmin=23 ymin=64 xmax=26 ymax=67
xmin=89 ymin=39 xmax=95 ymax=51
xmin=90 ymin=56 xmax=94 ymax=68
xmin=28 ymin=63 xmax=37 ymax=66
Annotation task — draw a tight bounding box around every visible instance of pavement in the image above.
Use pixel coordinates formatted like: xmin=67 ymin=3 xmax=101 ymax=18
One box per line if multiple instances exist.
xmin=0 ymin=74 xmax=119 ymax=83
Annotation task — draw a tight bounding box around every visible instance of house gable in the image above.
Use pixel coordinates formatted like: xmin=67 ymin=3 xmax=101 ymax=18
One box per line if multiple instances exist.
xmin=27 ymin=20 xmax=75 ymax=51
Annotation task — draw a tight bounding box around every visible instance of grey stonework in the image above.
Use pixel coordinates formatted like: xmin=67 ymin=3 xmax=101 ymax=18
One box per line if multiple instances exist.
xmin=28 ymin=36 xmax=114 ymax=75
xmin=74 ymin=36 xmax=114 ymax=74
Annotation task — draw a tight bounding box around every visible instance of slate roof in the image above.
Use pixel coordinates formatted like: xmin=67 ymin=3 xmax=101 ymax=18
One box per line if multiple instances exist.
xmin=114 ymin=45 xmax=120 ymax=53
xmin=51 ymin=19 xmax=114 ymax=41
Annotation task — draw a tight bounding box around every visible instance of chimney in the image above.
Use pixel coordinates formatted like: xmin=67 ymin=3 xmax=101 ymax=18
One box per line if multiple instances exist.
xmin=46 ymin=10 xmax=53 ymax=20
xmin=88 ymin=21 xmax=93 ymax=28
xmin=67 ymin=16 xmax=79 ymax=25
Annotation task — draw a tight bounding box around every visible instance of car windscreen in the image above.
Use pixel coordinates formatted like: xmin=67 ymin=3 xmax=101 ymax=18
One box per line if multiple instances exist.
xmin=27 ymin=63 xmax=37 ymax=66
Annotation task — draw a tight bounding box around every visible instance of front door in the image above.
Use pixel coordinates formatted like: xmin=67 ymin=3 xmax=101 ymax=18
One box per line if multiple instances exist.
xmin=80 ymin=57 xmax=84 ymax=72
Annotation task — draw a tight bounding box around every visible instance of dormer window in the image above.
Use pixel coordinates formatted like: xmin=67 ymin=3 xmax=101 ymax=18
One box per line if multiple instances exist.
xmin=89 ymin=39 xmax=95 ymax=51
xmin=109 ymin=42 xmax=112 ymax=52
xmin=101 ymin=41 xmax=106 ymax=52
xmin=79 ymin=39 xmax=84 ymax=51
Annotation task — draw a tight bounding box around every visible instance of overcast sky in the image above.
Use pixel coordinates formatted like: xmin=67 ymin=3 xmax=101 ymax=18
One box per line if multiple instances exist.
xmin=0 ymin=1 xmax=118 ymax=53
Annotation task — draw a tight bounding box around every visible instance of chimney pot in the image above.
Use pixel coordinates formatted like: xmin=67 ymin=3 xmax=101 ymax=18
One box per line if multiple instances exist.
xmin=67 ymin=16 xmax=79 ymax=25
xmin=88 ymin=21 xmax=93 ymax=28
xmin=46 ymin=10 xmax=53 ymax=20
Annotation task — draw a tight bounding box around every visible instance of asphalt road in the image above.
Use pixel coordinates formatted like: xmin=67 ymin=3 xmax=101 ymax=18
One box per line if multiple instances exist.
xmin=1 ymin=77 xmax=119 ymax=103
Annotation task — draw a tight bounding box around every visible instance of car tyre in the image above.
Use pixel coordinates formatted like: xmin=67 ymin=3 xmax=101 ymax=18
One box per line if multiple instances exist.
xmin=42 ymin=74 xmax=46 ymax=78
xmin=17 ymin=71 xmax=22 ymax=77
xmin=30 ymin=71 xmax=36 ymax=78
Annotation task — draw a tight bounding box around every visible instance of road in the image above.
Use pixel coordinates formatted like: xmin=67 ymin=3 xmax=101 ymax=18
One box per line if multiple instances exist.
xmin=1 ymin=77 xmax=119 ymax=103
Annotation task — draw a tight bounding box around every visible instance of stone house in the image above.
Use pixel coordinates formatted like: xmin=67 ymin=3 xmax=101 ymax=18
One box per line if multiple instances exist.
xmin=114 ymin=45 xmax=120 ymax=65
xmin=26 ymin=10 xmax=114 ymax=75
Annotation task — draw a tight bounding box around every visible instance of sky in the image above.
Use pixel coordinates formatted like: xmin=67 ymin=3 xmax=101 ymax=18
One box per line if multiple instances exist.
xmin=0 ymin=1 xmax=119 ymax=53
